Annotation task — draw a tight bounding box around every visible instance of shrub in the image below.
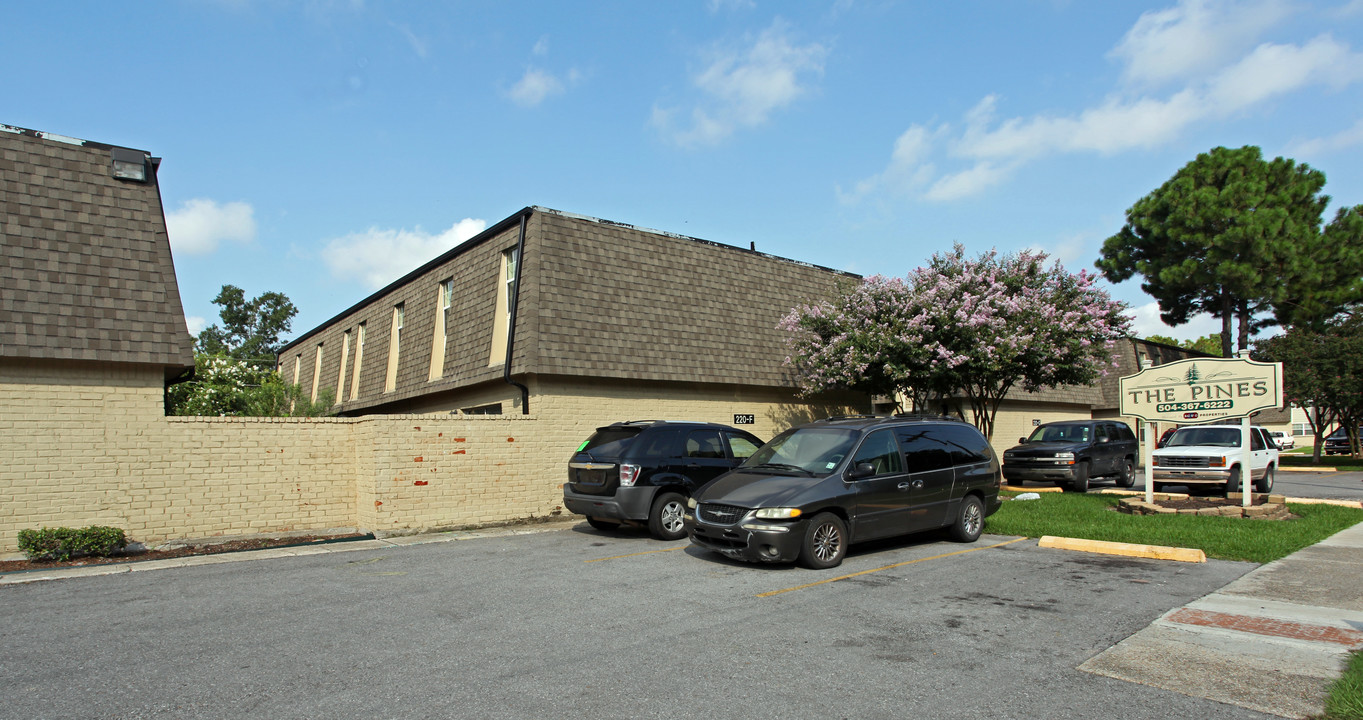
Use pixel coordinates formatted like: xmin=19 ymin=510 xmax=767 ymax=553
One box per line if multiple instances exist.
xmin=16 ymin=526 xmax=128 ymax=562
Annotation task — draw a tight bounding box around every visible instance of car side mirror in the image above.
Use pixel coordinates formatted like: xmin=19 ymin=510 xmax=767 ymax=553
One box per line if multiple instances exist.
xmin=1019 ymin=437 xmax=1028 ymax=444
xmin=847 ymin=462 xmax=876 ymax=480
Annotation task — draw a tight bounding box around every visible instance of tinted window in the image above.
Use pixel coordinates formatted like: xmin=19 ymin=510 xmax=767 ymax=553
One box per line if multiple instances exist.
xmin=581 ymin=428 xmax=641 ymax=456
xmin=851 ymin=429 xmax=903 ymax=476
xmin=1114 ymin=423 xmax=1136 ymax=441
xmin=1251 ymin=429 xmax=1267 ymax=451
xmin=930 ymin=424 xmax=993 ymax=465
xmin=631 ymin=428 xmax=681 ymax=460
xmin=895 ymin=427 xmax=954 ymax=472
xmin=684 ymin=430 xmax=725 ymax=459
xmin=1028 ymin=424 xmax=1091 ymax=443
xmin=725 ymin=434 xmax=761 ymax=460
xmin=1096 ymin=424 xmax=1110 ymax=441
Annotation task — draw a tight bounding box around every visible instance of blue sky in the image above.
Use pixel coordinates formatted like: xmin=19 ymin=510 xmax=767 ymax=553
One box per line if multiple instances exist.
xmin=6 ymin=0 xmax=1363 ymax=345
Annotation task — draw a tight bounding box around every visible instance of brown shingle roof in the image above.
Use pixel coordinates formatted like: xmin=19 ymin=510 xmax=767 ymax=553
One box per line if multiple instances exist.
xmin=0 ymin=125 xmax=194 ymax=375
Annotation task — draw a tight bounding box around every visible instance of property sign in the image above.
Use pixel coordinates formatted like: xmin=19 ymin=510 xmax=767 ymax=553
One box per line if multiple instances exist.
xmin=1118 ymin=357 xmax=1283 ymax=424
xmin=733 ymin=414 xmax=755 ymax=425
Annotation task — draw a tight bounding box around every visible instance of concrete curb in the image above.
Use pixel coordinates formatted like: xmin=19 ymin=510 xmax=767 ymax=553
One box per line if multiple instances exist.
xmin=0 ymin=519 xmax=582 ymax=586
xmin=1038 ymin=536 xmax=1206 ymax=563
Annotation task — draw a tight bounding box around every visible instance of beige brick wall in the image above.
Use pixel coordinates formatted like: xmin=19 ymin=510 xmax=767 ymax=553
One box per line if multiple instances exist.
xmin=4 ymin=356 xmax=1114 ymax=554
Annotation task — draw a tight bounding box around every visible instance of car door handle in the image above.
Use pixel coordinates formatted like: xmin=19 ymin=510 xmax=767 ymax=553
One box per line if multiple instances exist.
xmin=899 ymin=480 xmax=922 ymax=490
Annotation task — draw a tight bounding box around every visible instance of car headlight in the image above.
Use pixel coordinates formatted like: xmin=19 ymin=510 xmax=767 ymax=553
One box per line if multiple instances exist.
xmin=1053 ymin=452 xmax=1074 ymax=460
xmin=754 ymin=507 xmax=802 ymax=520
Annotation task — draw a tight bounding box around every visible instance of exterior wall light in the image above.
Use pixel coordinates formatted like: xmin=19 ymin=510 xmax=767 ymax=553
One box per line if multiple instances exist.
xmin=111 ymin=147 xmax=148 ymax=182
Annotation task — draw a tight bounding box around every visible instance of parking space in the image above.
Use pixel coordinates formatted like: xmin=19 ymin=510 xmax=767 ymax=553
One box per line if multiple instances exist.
xmin=0 ymin=522 xmax=1271 ymax=719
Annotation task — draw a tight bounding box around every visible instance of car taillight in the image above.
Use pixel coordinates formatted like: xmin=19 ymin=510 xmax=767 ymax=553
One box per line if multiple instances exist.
xmin=620 ymin=463 xmax=641 ymax=487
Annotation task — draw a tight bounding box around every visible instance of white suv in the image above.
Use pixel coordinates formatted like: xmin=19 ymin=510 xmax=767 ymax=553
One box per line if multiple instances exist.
xmin=1151 ymin=425 xmax=1278 ymax=495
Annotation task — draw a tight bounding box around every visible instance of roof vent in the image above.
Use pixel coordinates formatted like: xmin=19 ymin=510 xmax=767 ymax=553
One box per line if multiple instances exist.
xmin=111 ymin=147 xmax=148 ymax=182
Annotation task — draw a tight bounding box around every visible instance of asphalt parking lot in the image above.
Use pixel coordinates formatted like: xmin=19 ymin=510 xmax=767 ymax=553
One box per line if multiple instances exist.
xmin=0 ymin=522 xmax=1276 ymax=719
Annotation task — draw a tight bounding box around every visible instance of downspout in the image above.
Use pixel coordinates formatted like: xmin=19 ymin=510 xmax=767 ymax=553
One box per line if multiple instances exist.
xmin=503 ymin=210 xmax=531 ymax=414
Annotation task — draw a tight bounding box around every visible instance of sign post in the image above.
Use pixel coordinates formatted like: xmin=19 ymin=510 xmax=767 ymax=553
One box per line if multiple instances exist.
xmin=1117 ymin=356 xmax=1283 ymax=505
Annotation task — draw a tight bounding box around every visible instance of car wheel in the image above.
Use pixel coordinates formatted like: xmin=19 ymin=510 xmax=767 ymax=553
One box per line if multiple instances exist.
xmin=949 ymin=495 xmax=985 ymax=543
xmin=586 ymin=517 xmax=619 ymax=532
xmin=1116 ymin=459 xmax=1136 ymax=488
xmin=1152 ymin=482 xmax=1167 ymax=493
xmin=647 ymin=492 xmax=688 ymax=541
xmin=1071 ymin=462 xmax=1090 ymax=493
xmin=797 ymin=513 xmax=847 ymax=569
xmin=1225 ymin=467 xmax=1243 ymax=496
xmin=1255 ymin=465 xmax=1275 ymax=493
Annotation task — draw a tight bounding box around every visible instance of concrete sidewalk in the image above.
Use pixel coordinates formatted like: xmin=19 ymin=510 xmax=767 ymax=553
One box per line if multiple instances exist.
xmin=1079 ymin=521 xmax=1363 ymax=718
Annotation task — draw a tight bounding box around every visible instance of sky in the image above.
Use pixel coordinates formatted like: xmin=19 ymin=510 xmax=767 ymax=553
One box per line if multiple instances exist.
xmin=5 ymin=0 xmax=1363 ymax=346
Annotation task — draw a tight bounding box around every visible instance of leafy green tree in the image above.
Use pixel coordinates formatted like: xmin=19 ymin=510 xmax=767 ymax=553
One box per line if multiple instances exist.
xmin=1098 ymin=146 xmax=1328 ymax=357
xmin=196 ymin=284 xmax=298 ymax=361
xmin=1143 ymin=333 xmax=1221 ymax=356
xmin=782 ymin=245 xmax=1130 ymax=439
xmin=1255 ymin=326 xmax=1363 ymax=460
xmin=169 ymin=286 xmax=328 ymax=417
xmin=1275 ymin=205 xmax=1363 ymax=330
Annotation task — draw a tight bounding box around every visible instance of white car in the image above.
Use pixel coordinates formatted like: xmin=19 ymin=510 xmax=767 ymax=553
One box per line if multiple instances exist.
xmin=1150 ymin=425 xmax=1279 ymax=495
xmin=1270 ymin=431 xmax=1296 ymax=450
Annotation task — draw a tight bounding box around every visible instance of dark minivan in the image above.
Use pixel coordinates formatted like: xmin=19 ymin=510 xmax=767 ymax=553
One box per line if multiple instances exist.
xmin=1001 ymin=420 xmax=1138 ymax=491
xmin=563 ymin=420 xmax=764 ymax=540
xmin=683 ymin=415 xmax=1002 ymax=569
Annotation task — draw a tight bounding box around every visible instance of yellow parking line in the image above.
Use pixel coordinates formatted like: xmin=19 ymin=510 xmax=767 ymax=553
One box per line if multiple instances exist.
xmin=757 ymin=537 xmax=1027 ymax=598
xmin=585 ymin=546 xmax=686 ymax=563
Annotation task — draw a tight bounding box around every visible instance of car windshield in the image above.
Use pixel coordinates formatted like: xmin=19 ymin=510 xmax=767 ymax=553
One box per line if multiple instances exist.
xmin=741 ymin=427 xmax=859 ymax=474
xmin=1027 ymin=424 xmax=1090 ymax=443
xmin=1167 ymin=427 xmax=1241 ymax=448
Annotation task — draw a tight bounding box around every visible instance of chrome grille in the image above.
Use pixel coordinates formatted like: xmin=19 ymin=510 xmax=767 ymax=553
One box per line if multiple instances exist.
xmin=1160 ymin=456 xmax=1210 ymax=468
xmin=698 ymin=503 xmax=749 ymax=525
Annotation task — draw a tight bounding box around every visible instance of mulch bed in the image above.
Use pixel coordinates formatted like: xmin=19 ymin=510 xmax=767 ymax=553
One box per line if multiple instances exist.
xmin=0 ymin=533 xmax=371 ymax=574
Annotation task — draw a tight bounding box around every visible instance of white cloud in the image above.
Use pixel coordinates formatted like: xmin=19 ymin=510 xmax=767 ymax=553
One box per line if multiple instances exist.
xmin=1205 ymin=35 xmax=1363 ymax=111
xmin=322 ymin=218 xmax=487 ymax=290
xmin=185 ymin=316 xmax=207 ymax=337
xmin=655 ymin=20 xmax=827 ymax=147
xmin=1127 ymin=302 xmax=1224 ymax=341
xmin=165 ymin=199 xmax=257 ymax=255
xmin=508 ymin=67 xmax=565 ymax=107
xmin=391 ymin=23 xmax=428 ymax=58
xmin=1290 ymin=117 xmax=1363 ymax=156
xmin=846 ymin=1 xmax=1363 ymax=204
xmin=1110 ymin=0 xmax=1292 ymax=88
xmin=925 ymin=162 xmax=1012 ymax=202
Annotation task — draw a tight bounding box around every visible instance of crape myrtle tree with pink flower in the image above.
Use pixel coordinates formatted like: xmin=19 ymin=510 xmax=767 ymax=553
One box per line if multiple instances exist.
xmin=781 ymin=244 xmax=1131 ymax=441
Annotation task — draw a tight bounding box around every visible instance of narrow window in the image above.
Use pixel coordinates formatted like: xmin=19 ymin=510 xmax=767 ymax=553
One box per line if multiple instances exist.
xmin=337 ymin=329 xmax=351 ymax=402
xmin=488 ymin=247 xmax=519 ymax=366
xmin=292 ymin=354 xmax=302 ymax=413
xmin=385 ymin=303 xmax=404 ymax=393
xmin=430 ymin=279 xmax=452 ymax=381
xmin=350 ymin=322 xmax=365 ymax=401
xmin=311 ymin=343 xmax=324 ymax=402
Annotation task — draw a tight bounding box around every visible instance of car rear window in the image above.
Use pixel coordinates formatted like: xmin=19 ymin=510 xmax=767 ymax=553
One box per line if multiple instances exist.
xmin=580 ymin=428 xmax=642 ymax=457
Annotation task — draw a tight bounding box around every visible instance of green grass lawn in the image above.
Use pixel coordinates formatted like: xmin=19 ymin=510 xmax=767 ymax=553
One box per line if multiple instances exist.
xmin=1325 ymin=651 xmax=1363 ymax=719
xmin=1280 ymin=451 xmax=1363 ymax=470
xmin=987 ymin=492 xmax=1363 ymax=564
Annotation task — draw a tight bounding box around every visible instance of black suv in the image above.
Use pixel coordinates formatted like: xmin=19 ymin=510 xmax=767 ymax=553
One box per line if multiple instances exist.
xmin=683 ymin=415 xmax=1002 ymax=569
xmin=563 ymin=421 xmax=764 ymax=540
xmin=1002 ymin=420 xmax=1138 ymax=491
